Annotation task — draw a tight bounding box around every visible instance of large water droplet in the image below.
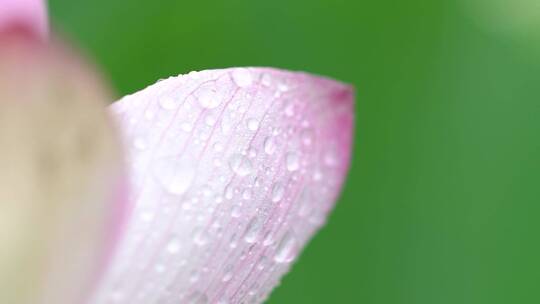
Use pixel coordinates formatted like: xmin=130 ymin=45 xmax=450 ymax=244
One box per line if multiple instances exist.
xmin=231 ymin=68 xmax=253 ymax=88
xmin=263 ymin=137 xmax=276 ymax=155
xmin=271 ymin=183 xmax=285 ymax=202
xmin=229 ymin=154 xmax=253 ymax=176
xmin=286 ymin=152 xmax=300 ymax=171
xmin=274 ymin=232 xmax=297 ymax=263
xmin=154 ymin=157 xmax=196 ymax=195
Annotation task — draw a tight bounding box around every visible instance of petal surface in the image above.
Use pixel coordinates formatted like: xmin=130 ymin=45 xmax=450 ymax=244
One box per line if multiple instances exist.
xmin=0 ymin=34 xmax=126 ymax=304
xmin=92 ymin=68 xmax=354 ymax=304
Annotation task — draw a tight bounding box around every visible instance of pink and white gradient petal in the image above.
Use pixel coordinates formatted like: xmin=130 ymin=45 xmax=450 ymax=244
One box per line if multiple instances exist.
xmin=92 ymin=68 xmax=354 ymax=304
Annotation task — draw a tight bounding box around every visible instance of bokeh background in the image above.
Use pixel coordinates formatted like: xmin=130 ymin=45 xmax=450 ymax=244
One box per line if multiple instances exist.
xmin=49 ymin=0 xmax=540 ymax=303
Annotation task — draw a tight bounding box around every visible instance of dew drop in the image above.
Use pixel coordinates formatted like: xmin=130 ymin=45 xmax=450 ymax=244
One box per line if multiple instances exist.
xmin=286 ymin=152 xmax=300 ymax=171
xmin=231 ymin=68 xmax=253 ymax=88
xmin=224 ymin=185 xmax=234 ymax=200
xmin=196 ymin=85 xmax=222 ymax=109
xmin=261 ymin=73 xmax=273 ymax=87
xmin=154 ymin=158 xmax=196 ymax=195
xmin=274 ymin=232 xmax=297 ymax=263
xmin=263 ymin=137 xmax=276 ymax=155
xmin=228 ymin=154 xmax=253 ymax=176
xmin=247 ymin=118 xmax=259 ymax=131
xmin=244 ymin=216 xmax=263 ymax=243
xmin=271 ymin=183 xmax=285 ymax=202
xmin=166 ymin=238 xmax=181 ymax=254
xmin=193 ymin=228 xmax=210 ymax=246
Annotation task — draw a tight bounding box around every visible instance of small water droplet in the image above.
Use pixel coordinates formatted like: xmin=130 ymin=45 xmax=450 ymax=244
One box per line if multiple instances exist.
xmin=286 ymin=152 xmax=300 ymax=171
xmin=196 ymin=85 xmax=222 ymax=109
xmin=271 ymin=183 xmax=285 ymax=202
xmin=261 ymin=73 xmax=273 ymax=87
xmin=166 ymin=238 xmax=181 ymax=254
xmin=193 ymin=228 xmax=210 ymax=246
xmin=231 ymin=68 xmax=253 ymax=88
xmin=224 ymin=185 xmax=234 ymax=200
xmin=247 ymin=118 xmax=259 ymax=131
xmin=274 ymin=231 xmax=297 ymax=263
xmin=159 ymin=96 xmax=177 ymax=110
xmin=263 ymin=137 xmax=276 ymax=155
xmin=154 ymin=157 xmax=196 ymax=195
xmin=228 ymin=154 xmax=253 ymax=176
xmin=244 ymin=216 xmax=263 ymax=243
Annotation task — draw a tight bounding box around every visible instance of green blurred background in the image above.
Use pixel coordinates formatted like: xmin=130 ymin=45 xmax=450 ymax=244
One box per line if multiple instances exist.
xmin=49 ymin=0 xmax=540 ymax=303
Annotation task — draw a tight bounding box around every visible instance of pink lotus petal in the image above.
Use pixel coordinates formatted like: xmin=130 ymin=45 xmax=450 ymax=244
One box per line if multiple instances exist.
xmin=0 ymin=34 xmax=126 ymax=304
xmin=0 ymin=0 xmax=48 ymax=39
xmin=92 ymin=68 xmax=354 ymax=304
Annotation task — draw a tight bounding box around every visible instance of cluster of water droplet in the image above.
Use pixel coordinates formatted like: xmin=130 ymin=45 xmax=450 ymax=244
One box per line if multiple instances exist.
xmin=95 ymin=68 xmax=350 ymax=304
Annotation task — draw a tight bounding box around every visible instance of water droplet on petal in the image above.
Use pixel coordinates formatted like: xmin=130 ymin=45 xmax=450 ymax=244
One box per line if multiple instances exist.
xmin=229 ymin=154 xmax=253 ymax=176
xmin=274 ymin=231 xmax=297 ymax=263
xmin=263 ymin=137 xmax=276 ymax=155
xmin=166 ymin=238 xmax=181 ymax=254
xmin=231 ymin=68 xmax=253 ymax=88
xmin=193 ymin=228 xmax=210 ymax=246
xmin=244 ymin=216 xmax=263 ymax=243
xmin=196 ymin=85 xmax=222 ymax=109
xmin=247 ymin=118 xmax=259 ymax=131
xmin=286 ymin=152 xmax=300 ymax=171
xmin=271 ymin=183 xmax=285 ymax=202
xmin=154 ymin=158 xmax=196 ymax=195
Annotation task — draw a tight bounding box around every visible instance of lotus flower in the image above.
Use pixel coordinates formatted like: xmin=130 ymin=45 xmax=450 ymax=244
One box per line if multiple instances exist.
xmin=0 ymin=1 xmax=354 ymax=303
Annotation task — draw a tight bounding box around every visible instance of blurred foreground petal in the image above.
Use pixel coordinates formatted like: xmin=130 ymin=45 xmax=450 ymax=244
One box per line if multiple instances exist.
xmin=92 ymin=68 xmax=354 ymax=304
xmin=0 ymin=34 xmax=125 ymax=304
xmin=0 ymin=0 xmax=48 ymax=39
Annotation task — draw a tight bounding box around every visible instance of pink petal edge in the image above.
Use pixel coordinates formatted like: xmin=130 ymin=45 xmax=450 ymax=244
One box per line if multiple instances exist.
xmin=92 ymin=67 xmax=354 ymax=304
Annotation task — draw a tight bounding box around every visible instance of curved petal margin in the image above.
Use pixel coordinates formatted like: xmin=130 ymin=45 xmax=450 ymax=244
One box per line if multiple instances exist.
xmin=93 ymin=68 xmax=354 ymax=304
